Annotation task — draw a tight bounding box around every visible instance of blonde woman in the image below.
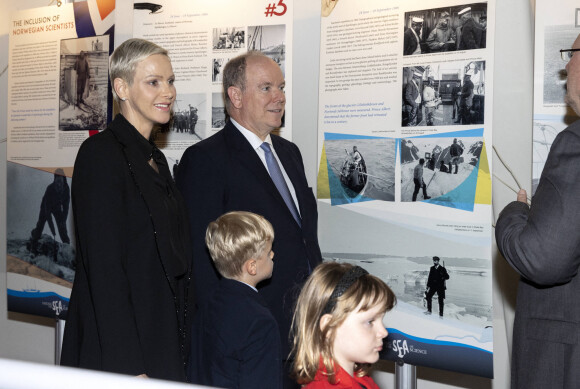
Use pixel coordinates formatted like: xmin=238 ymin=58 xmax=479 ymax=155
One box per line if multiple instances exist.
xmin=61 ymin=38 xmax=193 ymax=381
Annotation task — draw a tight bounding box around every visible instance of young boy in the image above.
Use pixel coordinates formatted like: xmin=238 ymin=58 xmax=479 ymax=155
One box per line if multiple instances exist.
xmin=189 ymin=211 xmax=282 ymax=389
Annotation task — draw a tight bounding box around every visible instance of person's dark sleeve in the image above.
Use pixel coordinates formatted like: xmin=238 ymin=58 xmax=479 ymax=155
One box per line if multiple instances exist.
xmin=175 ymin=145 xmax=224 ymax=302
xmin=72 ymin=140 xmax=146 ymax=374
xmin=239 ymin=316 xmax=283 ymax=389
xmin=461 ymin=84 xmax=470 ymax=98
xmin=496 ymin=129 xmax=580 ymax=286
xmin=404 ymin=83 xmax=414 ymax=106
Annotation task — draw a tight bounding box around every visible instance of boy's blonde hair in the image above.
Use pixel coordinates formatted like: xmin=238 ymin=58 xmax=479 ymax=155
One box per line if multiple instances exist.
xmin=290 ymin=262 xmax=396 ymax=384
xmin=205 ymin=211 xmax=274 ymax=279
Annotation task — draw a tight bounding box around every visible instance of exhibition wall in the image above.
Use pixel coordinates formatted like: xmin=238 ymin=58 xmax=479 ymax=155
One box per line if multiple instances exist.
xmin=1 ymin=0 xmax=535 ymax=387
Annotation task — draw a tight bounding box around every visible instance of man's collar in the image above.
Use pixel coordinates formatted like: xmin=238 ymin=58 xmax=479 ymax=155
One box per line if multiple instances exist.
xmin=411 ymin=28 xmax=420 ymax=41
xmin=230 ymin=118 xmax=273 ymax=150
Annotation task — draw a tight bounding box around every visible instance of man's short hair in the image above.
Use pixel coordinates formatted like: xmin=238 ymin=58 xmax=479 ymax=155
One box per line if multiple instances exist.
xmin=419 ymin=158 xmax=425 ymax=164
xmin=205 ymin=211 xmax=274 ymax=279
xmin=433 ymin=256 xmax=440 ymax=262
xmin=222 ymin=51 xmax=271 ymax=115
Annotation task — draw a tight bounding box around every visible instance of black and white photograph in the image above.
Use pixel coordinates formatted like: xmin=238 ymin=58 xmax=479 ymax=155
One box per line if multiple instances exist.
xmin=59 ymin=35 xmax=109 ymax=131
xmin=324 ymin=137 xmax=396 ymax=205
xmin=212 ymin=57 xmax=228 ymax=83
xmin=6 ymin=163 xmax=75 ymax=285
xmin=248 ymin=24 xmax=286 ymax=75
xmin=543 ymin=23 xmax=579 ymax=104
xmin=318 ymin=205 xmax=492 ymax=328
xmin=212 ymin=27 xmax=245 ymax=50
xmin=402 ymin=61 xmax=486 ymax=127
xmin=404 ymin=3 xmax=488 ymax=56
xmin=532 ymin=119 xmax=565 ymax=194
xmin=157 ymin=93 xmax=207 ymax=141
xmin=400 ymin=136 xmax=483 ymax=202
xmin=212 ymin=91 xmax=227 ymax=129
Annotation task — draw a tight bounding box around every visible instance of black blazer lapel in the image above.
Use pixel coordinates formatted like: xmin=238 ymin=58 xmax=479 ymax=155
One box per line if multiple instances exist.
xmin=223 ymin=122 xmax=292 ymax=213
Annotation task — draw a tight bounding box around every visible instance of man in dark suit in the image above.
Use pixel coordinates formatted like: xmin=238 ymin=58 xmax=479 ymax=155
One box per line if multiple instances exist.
xmin=177 ymin=51 xmax=322 ymax=388
xmin=404 ymin=71 xmax=422 ymax=126
xmin=425 ymin=256 xmax=449 ymax=317
xmin=495 ymin=33 xmax=580 ymax=389
xmin=403 ymin=17 xmax=423 ymax=55
xmin=456 ymin=7 xmax=483 ymax=50
xmin=455 ymin=73 xmax=474 ymax=124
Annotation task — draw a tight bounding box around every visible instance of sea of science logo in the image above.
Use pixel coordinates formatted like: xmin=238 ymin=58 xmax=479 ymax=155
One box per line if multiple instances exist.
xmin=42 ymin=300 xmax=64 ymax=315
xmin=391 ymin=339 xmax=428 ymax=359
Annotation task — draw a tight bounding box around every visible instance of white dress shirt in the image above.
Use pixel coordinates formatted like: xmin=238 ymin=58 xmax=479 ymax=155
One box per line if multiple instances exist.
xmin=231 ymin=119 xmax=301 ymax=215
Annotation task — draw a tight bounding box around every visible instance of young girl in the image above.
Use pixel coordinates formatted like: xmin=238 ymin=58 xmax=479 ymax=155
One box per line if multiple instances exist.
xmin=291 ymin=262 xmax=396 ymax=388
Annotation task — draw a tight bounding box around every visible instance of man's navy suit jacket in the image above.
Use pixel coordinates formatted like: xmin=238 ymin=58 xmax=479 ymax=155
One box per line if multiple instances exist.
xmin=176 ymin=120 xmax=322 ymax=356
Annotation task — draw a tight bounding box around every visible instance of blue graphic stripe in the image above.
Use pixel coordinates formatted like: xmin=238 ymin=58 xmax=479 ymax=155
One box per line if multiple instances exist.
xmin=8 ymin=289 xmax=70 ymax=301
xmin=325 ymin=129 xmax=483 ymax=141
xmin=74 ymin=1 xmax=96 ymax=38
xmin=324 ymin=132 xmax=394 ymax=140
xmin=387 ymin=328 xmax=491 ymax=353
xmin=406 ymin=128 xmax=484 ymax=139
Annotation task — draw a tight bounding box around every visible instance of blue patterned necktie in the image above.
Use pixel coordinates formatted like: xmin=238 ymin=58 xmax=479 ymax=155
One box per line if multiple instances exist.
xmin=260 ymin=142 xmax=302 ymax=227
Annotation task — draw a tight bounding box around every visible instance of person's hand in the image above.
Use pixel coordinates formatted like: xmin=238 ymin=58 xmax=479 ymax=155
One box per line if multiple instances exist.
xmin=135 ymin=374 xmax=149 ymax=378
xmin=517 ymin=189 xmax=528 ymax=204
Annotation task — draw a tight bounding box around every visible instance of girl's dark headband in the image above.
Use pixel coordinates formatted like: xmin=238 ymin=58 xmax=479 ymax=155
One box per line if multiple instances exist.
xmin=322 ymin=266 xmax=369 ymax=315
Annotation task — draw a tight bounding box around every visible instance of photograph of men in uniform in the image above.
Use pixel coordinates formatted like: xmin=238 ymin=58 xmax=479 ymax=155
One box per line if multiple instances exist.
xmin=404 ymin=71 xmax=422 ymax=126
xmin=426 ymin=11 xmax=456 ymax=52
xmin=404 ymin=17 xmax=423 ymax=55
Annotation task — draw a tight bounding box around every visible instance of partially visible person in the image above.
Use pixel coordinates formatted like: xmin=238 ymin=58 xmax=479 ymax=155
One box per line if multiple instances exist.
xmin=425 ymin=256 xmax=450 ymax=317
xmin=351 ymin=146 xmax=362 ymax=166
xmin=74 ymin=51 xmax=90 ymax=106
xmin=451 ymin=83 xmax=461 ymax=120
xmin=479 ymin=15 xmax=487 ymax=48
xmin=448 ymin=138 xmax=463 ymax=174
xmin=29 ymin=168 xmax=70 ymax=255
xmin=426 ymin=12 xmax=456 ymax=52
xmin=190 ymin=211 xmax=282 ymax=389
xmin=422 ymin=77 xmax=439 ymax=126
xmin=412 ymin=158 xmax=430 ymax=201
xmin=404 ymin=71 xmax=422 ymax=126
xmin=456 ymin=72 xmax=474 ymax=124
xmin=439 ymin=160 xmax=449 ymax=173
xmin=404 ymin=17 xmax=423 ymax=55
xmin=456 ymin=7 xmax=483 ymax=50
xmin=213 ymin=59 xmax=221 ymax=82
xmin=176 ymin=51 xmax=322 ymax=388
xmin=291 ymin=262 xmax=396 ymax=389
xmin=61 ymin=38 xmax=193 ymax=381
xmin=495 ymin=33 xmax=580 ymax=388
